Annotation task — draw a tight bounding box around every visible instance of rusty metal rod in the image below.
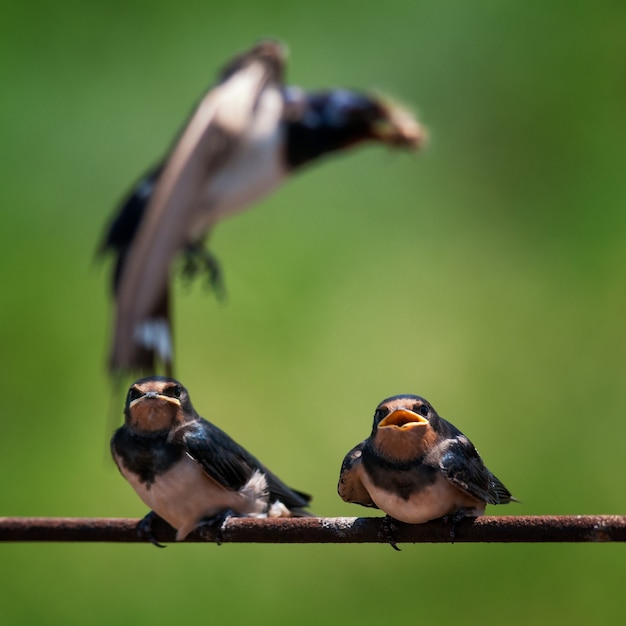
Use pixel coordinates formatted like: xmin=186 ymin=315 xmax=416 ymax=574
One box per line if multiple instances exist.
xmin=1 ymin=515 xmax=625 ymax=544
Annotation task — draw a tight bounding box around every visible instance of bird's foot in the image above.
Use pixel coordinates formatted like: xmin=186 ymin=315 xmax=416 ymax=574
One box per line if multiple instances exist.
xmin=136 ymin=511 xmax=167 ymax=548
xmin=181 ymin=244 xmax=226 ymax=300
xmin=199 ymin=509 xmax=235 ymax=545
xmin=442 ymin=509 xmax=472 ymax=543
xmin=379 ymin=515 xmax=402 ymax=551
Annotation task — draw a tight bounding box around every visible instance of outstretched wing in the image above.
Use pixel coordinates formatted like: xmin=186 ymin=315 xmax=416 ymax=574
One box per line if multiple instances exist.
xmin=110 ymin=41 xmax=286 ymax=373
xmin=183 ymin=417 xmax=311 ymax=512
xmin=337 ymin=441 xmax=377 ymax=508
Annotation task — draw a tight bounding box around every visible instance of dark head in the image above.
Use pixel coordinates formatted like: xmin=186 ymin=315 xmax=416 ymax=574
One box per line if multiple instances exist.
xmin=370 ymin=394 xmax=441 ymax=461
xmin=124 ymin=376 xmax=194 ymax=433
xmin=283 ymin=88 xmax=426 ymax=168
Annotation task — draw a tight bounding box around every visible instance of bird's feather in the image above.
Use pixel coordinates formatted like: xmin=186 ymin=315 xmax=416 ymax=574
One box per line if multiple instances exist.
xmin=183 ymin=417 xmax=311 ymax=511
xmin=434 ymin=432 xmax=513 ymax=505
xmin=110 ymin=42 xmax=286 ymax=372
xmin=337 ymin=441 xmax=377 ymax=508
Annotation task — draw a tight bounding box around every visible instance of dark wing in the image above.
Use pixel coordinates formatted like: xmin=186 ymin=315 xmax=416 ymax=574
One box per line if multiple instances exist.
xmin=101 ymin=164 xmax=172 ymax=374
xmin=184 ymin=418 xmax=311 ymax=511
xmin=99 ymin=165 xmax=163 ymax=293
xmin=435 ymin=432 xmax=514 ymax=505
xmin=110 ymin=41 xmax=286 ymax=373
xmin=264 ymin=473 xmax=312 ymax=513
xmin=337 ymin=441 xmax=377 ymax=508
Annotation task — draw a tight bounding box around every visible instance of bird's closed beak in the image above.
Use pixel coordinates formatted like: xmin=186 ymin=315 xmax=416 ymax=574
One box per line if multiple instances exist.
xmin=129 ymin=391 xmax=181 ymax=410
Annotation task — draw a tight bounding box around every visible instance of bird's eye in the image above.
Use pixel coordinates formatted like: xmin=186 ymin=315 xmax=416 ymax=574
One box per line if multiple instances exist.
xmin=416 ymin=404 xmax=429 ymax=418
xmin=163 ymin=385 xmax=182 ymax=399
xmin=374 ymin=408 xmax=386 ymax=422
xmin=127 ymin=387 xmax=142 ymax=402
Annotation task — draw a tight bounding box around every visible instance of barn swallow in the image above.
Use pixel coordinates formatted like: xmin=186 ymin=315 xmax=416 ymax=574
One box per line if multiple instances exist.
xmin=338 ymin=395 xmax=515 ymax=546
xmin=100 ymin=40 xmax=426 ymax=375
xmin=111 ymin=376 xmax=311 ymax=545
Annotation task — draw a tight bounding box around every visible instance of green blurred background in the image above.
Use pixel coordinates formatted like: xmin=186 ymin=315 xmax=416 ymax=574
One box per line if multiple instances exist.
xmin=2 ymin=0 xmax=626 ymax=623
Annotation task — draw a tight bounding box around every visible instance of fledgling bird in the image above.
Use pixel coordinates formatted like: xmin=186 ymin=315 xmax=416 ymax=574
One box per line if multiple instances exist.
xmin=111 ymin=376 xmax=311 ymax=544
xmin=100 ymin=40 xmax=426 ymax=375
xmin=338 ymin=394 xmax=515 ymax=535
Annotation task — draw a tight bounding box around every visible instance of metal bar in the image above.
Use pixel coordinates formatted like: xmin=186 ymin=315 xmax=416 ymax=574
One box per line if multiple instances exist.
xmin=1 ymin=515 xmax=625 ymax=544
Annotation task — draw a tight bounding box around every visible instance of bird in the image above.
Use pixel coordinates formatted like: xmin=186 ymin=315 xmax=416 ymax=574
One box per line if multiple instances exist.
xmin=100 ymin=39 xmax=426 ymax=375
xmin=111 ymin=376 xmax=311 ymax=545
xmin=338 ymin=394 xmax=515 ymax=545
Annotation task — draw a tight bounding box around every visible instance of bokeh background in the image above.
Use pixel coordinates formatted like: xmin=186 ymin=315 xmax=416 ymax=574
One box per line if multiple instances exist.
xmin=2 ymin=1 xmax=626 ymax=623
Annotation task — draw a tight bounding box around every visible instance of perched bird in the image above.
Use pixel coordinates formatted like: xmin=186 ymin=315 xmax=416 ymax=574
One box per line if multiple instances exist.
xmin=111 ymin=376 xmax=311 ymax=544
xmin=100 ymin=40 xmax=426 ymax=375
xmin=338 ymin=395 xmax=514 ymax=541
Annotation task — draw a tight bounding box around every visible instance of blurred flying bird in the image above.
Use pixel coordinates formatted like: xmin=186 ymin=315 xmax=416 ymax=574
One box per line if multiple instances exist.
xmin=100 ymin=40 xmax=426 ymax=375
xmin=338 ymin=394 xmax=515 ymax=547
xmin=111 ymin=376 xmax=311 ymax=545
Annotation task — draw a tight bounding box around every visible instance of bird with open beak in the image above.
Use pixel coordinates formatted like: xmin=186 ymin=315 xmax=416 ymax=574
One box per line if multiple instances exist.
xmin=111 ymin=377 xmax=311 ymax=545
xmin=338 ymin=395 xmax=515 ymax=546
xmin=100 ymin=40 xmax=426 ymax=376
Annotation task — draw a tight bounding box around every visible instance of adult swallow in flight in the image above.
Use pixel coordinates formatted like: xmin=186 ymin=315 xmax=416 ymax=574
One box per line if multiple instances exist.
xmin=100 ymin=40 xmax=426 ymax=375
xmin=111 ymin=376 xmax=311 ymax=545
xmin=338 ymin=394 xmax=515 ymax=546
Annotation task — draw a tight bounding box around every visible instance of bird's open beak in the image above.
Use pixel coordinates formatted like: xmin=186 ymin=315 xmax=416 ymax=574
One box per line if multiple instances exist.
xmin=372 ymin=101 xmax=428 ymax=149
xmin=378 ymin=408 xmax=428 ymax=430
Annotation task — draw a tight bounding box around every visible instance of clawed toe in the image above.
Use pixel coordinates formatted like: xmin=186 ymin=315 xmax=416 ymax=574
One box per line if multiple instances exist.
xmin=182 ymin=245 xmax=226 ymax=299
xmin=379 ymin=515 xmax=402 ymax=551
xmin=136 ymin=511 xmax=167 ymax=548
xmin=199 ymin=509 xmax=235 ymax=545
xmin=442 ymin=509 xmax=471 ymax=543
